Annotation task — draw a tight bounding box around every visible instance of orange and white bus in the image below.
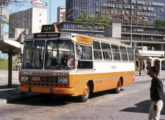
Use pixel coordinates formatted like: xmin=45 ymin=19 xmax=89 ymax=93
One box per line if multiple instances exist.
xmin=19 ymin=25 xmax=135 ymax=102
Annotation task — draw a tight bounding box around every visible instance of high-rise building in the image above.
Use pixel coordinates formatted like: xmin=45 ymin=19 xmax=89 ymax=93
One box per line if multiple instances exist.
xmin=9 ymin=7 xmax=47 ymax=38
xmin=57 ymin=6 xmax=66 ymax=23
xmin=66 ymin=0 xmax=165 ymax=25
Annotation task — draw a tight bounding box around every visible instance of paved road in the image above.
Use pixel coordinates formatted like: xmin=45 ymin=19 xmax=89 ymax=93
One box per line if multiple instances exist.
xmin=0 ymin=70 xmax=165 ymax=120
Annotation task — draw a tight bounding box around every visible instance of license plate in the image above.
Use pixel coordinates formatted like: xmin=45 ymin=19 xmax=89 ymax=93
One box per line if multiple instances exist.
xmin=32 ymin=76 xmax=40 ymax=81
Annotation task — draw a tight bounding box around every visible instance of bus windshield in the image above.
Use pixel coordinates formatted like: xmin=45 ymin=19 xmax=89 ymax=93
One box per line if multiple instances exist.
xmin=22 ymin=41 xmax=45 ymax=69
xmin=45 ymin=40 xmax=75 ymax=69
xmin=22 ymin=40 xmax=75 ymax=70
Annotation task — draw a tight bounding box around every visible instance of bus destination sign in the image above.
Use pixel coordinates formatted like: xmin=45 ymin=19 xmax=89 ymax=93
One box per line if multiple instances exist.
xmin=34 ymin=33 xmax=60 ymax=38
xmin=41 ymin=25 xmax=55 ymax=32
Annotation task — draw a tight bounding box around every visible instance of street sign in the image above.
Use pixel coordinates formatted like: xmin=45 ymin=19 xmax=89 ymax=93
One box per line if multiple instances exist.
xmin=30 ymin=0 xmax=47 ymax=7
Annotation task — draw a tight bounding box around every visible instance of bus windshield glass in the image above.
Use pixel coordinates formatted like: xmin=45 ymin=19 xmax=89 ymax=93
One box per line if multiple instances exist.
xmin=22 ymin=41 xmax=45 ymax=69
xmin=45 ymin=40 xmax=75 ymax=69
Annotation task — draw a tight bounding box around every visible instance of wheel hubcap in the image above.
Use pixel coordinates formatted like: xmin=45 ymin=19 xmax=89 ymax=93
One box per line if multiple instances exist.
xmin=84 ymin=86 xmax=89 ymax=99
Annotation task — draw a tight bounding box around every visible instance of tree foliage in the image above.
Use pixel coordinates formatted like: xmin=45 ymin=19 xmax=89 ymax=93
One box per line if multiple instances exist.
xmin=74 ymin=10 xmax=111 ymax=28
xmin=154 ymin=19 xmax=165 ymax=29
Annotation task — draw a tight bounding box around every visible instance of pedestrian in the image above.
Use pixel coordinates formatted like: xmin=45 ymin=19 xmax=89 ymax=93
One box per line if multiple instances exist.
xmin=148 ymin=66 xmax=164 ymax=120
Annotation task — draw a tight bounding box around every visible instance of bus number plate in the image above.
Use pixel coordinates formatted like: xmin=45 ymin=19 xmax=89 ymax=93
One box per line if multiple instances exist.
xmin=111 ymin=66 xmax=116 ymax=70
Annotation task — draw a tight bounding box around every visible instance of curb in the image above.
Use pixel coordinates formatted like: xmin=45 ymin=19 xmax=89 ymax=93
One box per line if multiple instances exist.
xmin=0 ymin=99 xmax=7 ymax=106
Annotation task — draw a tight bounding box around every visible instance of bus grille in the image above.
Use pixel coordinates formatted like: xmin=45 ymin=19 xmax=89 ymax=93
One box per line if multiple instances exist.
xmin=21 ymin=82 xmax=68 ymax=87
xmin=20 ymin=76 xmax=68 ymax=87
xmin=29 ymin=76 xmax=58 ymax=83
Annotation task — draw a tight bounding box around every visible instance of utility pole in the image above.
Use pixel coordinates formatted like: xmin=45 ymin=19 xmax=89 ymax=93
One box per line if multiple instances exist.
xmin=50 ymin=0 xmax=51 ymax=24
xmin=0 ymin=2 xmax=2 ymax=38
xmin=130 ymin=0 xmax=132 ymax=47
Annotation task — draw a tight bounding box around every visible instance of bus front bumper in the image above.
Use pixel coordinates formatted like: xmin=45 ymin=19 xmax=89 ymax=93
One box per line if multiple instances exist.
xmin=19 ymin=86 xmax=75 ymax=95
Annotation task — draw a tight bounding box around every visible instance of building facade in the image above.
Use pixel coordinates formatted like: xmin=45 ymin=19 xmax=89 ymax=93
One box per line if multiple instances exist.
xmin=57 ymin=6 xmax=66 ymax=23
xmin=0 ymin=2 xmax=9 ymax=37
xmin=9 ymin=7 xmax=47 ymax=38
xmin=57 ymin=0 xmax=165 ymax=57
xmin=66 ymin=0 xmax=165 ymax=24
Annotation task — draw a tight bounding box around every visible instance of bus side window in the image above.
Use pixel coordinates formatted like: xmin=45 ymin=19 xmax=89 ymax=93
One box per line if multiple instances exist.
xmin=77 ymin=45 xmax=93 ymax=69
xmin=120 ymin=46 xmax=128 ymax=61
xmin=101 ymin=43 xmax=112 ymax=60
xmin=93 ymin=41 xmax=102 ymax=60
xmin=111 ymin=45 xmax=121 ymax=61
xmin=127 ymin=48 xmax=134 ymax=61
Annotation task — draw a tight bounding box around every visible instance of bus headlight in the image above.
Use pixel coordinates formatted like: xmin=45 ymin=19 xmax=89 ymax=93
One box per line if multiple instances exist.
xmin=21 ymin=76 xmax=29 ymax=82
xmin=58 ymin=77 xmax=68 ymax=84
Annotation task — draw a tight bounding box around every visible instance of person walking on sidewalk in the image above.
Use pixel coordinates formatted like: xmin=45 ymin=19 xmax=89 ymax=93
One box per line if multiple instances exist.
xmin=148 ymin=66 xmax=164 ymax=120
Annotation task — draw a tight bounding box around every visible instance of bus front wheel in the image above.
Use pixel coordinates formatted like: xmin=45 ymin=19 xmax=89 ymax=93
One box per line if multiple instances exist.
xmin=80 ymin=84 xmax=90 ymax=102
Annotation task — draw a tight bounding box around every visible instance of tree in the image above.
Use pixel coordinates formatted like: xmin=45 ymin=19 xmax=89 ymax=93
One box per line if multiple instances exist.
xmin=74 ymin=10 xmax=111 ymax=28
xmin=154 ymin=20 xmax=165 ymax=35
xmin=154 ymin=20 xmax=165 ymax=29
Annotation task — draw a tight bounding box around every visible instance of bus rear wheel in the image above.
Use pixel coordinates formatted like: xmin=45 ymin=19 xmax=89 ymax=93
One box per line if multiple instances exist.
xmin=115 ymin=79 xmax=122 ymax=93
xmin=80 ymin=84 xmax=90 ymax=102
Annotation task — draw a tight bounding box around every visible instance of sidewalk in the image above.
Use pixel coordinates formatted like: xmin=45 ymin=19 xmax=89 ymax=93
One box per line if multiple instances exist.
xmin=135 ymin=70 xmax=165 ymax=82
xmin=0 ymin=70 xmax=19 ymax=86
xmin=0 ymin=70 xmax=165 ymax=106
xmin=0 ymin=70 xmax=20 ymax=106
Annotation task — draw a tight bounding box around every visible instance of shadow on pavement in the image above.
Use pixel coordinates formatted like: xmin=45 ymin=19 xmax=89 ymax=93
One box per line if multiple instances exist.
xmin=0 ymin=84 xmax=20 ymax=100
xmin=121 ymin=95 xmax=165 ymax=116
xmin=0 ymin=84 xmax=79 ymax=106
xmin=7 ymin=93 xmax=79 ymax=106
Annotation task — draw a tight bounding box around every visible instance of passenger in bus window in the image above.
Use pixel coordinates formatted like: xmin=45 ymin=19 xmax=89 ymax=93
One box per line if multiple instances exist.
xmin=61 ymin=55 xmax=68 ymax=68
xmin=67 ymin=56 xmax=75 ymax=68
xmin=148 ymin=67 xmax=163 ymax=120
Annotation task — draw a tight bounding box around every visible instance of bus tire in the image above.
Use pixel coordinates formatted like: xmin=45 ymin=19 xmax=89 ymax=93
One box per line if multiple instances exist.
xmin=80 ymin=84 xmax=90 ymax=102
xmin=115 ymin=79 xmax=122 ymax=93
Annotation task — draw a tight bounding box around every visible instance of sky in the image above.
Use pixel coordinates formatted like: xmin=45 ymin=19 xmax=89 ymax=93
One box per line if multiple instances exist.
xmin=9 ymin=0 xmax=66 ymax=24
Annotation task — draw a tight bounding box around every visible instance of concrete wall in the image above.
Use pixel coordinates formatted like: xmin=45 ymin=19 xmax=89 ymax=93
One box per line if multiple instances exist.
xmin=32 ymin=8 xmax=47 ymax=33
xmin=104 ymin=23 xmax=121 ymax=39
xmin=112 ymin=23 xmax=121 ymax=39
xmin=9 ymin=8 xmax=47 ymax=38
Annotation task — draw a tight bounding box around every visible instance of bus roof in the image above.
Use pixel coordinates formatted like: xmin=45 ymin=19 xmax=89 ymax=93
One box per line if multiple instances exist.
xmin=24 ymin=32 xmax=131 ymax=48
xmin=93 ymin=37 xmax=132 ymax=48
